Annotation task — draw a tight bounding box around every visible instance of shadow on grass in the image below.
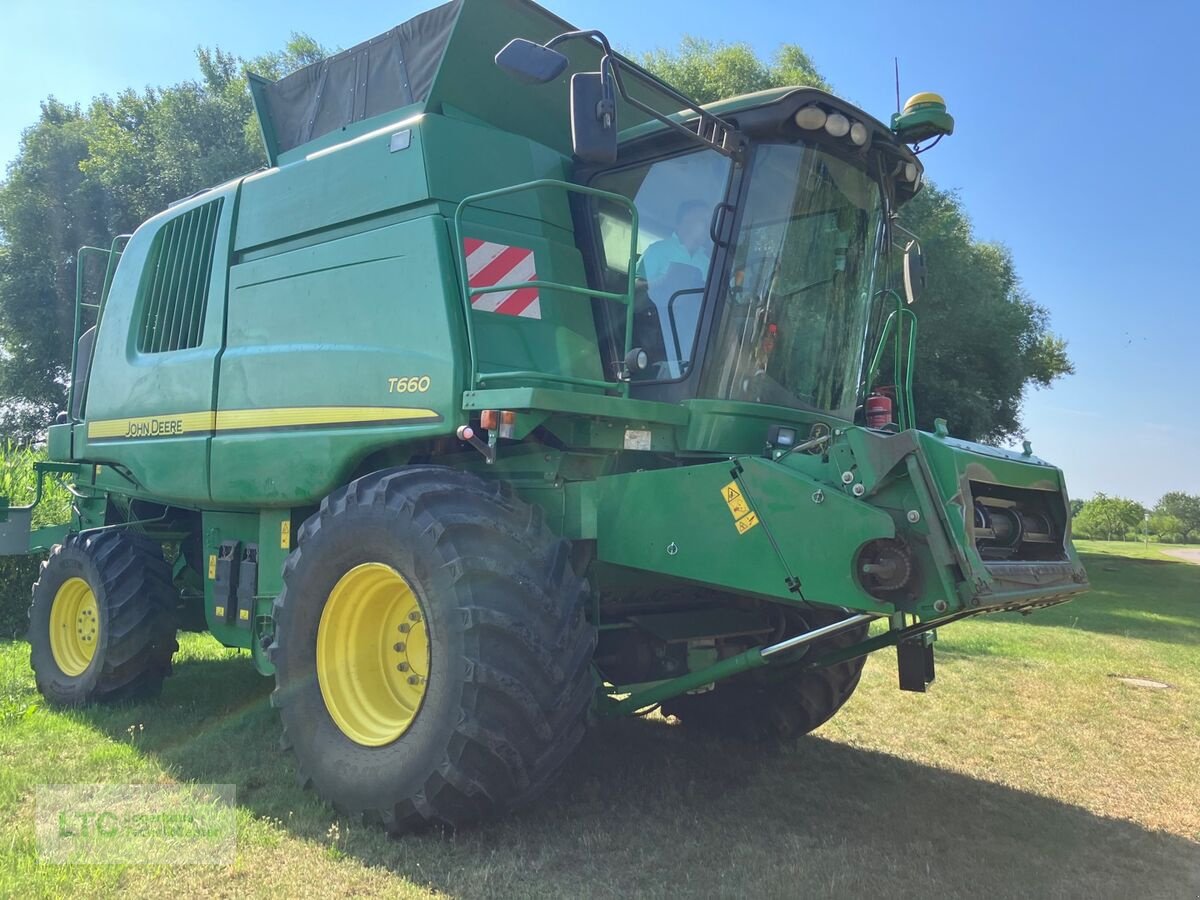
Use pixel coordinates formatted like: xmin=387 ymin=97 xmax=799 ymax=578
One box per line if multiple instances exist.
xmin=71 ymin=652 xmax=1200 ymax=899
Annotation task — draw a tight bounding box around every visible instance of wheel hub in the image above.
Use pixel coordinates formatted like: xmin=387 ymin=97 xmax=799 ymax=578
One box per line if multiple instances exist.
xmin=316 ymin=562 xmax=429 ymax=746
xmin=49 ymin=577 xmax=99 ymax=676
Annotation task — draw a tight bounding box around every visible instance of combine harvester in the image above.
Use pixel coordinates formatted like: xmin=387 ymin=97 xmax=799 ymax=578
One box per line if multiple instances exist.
xmin=0 ymin=0 xmax=1087 ymax=830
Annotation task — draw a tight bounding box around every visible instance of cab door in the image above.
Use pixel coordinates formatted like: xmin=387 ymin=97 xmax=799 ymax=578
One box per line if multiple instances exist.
xmin=80 ymin=188 xmax=237 ymax=505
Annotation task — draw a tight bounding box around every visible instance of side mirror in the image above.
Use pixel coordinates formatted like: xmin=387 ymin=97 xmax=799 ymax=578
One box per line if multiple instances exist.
xmin=494 ymin=39 xmax=569 ymax=85
xmin=902 ymin=241 xmax=926 ymax=305
xmin=570 ymin=72 xmax=618 ymax=164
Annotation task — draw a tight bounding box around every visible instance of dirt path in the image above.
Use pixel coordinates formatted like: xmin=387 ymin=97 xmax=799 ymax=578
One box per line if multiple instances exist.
xmin=1163 ymin=548 xmax=1200 ymax=565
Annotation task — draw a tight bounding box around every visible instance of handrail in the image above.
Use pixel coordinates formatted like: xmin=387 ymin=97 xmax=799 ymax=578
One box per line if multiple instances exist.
xmin=70 ymin=246 xmax=111 ymax=421
xmin=68 ymin=236 xmax=130 ymax=422
xmin=865 ymin=290 xmax=918 ymax=430
xmin=453 ymin=179 xmax=640 ymax=398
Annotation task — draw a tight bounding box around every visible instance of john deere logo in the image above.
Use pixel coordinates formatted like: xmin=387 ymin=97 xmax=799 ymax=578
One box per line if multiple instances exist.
xmin=124 ymin=418 xmax=184 ymax=438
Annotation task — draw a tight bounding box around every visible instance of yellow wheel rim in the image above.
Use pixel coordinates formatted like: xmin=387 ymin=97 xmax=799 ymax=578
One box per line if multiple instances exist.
xmin=316 ymin=563 xmax=430 ymax=747
xmin=49 ymin=577 xmax=99 ymax=677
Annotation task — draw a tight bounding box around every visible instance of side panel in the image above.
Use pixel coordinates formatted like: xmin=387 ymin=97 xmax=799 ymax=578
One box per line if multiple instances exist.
xmin=595 ymin=456 xmax=896 ymax=610
xmin=235 ymin=112 xmax=429 ymax=254
xmin=423 ymin=114 xmax=606 ymax=388
xmin=209 ymin=216 xmax=462 ymax=504
xmin=79 ymin=189 xmax=238 ymax=504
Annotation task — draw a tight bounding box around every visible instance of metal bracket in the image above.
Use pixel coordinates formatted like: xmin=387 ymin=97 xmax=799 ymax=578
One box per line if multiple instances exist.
xmin=456 ymin=425 xmax=496 ymax=465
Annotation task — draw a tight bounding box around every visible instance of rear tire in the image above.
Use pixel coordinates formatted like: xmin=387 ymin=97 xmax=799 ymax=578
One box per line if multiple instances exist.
xmin=270 ymin=466 xmax=596 ymax=832
xmin=28 ymin=531 xmax=179 ymax=706
xmin=661 ymin=611 xmax=868 ymax=741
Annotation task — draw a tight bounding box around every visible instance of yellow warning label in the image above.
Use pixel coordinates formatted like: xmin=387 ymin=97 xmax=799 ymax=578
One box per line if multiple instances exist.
xmin=721 ymin=481 xmax=750 ymax=519
xmin=239 ymin=609 xmax=250 ymax=621
xmin=734 ymin=511 xmax=760 ymax=534
xmin=280 ymin=519 xmax=291 ymax=550
xmin=208 ymin=555 xmax=217 ymax=580
xmin=214 ymin=606 xmax=225 ymax=617
xmin=721 ymin=480 xmax=760 ymax=534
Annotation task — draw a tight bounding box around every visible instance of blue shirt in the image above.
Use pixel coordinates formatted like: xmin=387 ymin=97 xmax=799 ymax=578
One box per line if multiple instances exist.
xmin=636 ymin=232 xmax=711 ymax=282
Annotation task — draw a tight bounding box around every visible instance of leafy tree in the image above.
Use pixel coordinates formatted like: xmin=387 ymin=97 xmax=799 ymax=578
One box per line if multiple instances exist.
xmin=1153 ymin=491 xmax=1200 ymax=541
xmin=899 ymin=187 xmax=1073 ymax=442
xmin=0 ymin=36 xmax=329 ymax=438
xmin=1148 ymin=513 xmax=1187 ymax=544
xmin=1070 ymin=498 xmax=1085 ymax=517
xmin=1072 ymin=494 xmax=1147 ymax=541
xmin=640 ymin=38 xmax=1073 ymax=443
xmin=640 ymin=38 xmax=831 ymax=101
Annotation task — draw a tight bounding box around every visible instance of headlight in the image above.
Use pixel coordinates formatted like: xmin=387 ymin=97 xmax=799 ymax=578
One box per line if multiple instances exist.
xmin=849 ymin=122 xmax=869 ymax=146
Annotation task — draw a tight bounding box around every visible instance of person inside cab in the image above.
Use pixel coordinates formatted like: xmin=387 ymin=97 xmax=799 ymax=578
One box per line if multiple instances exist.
xmin=634 ymin=200 xmax=714 ymax=378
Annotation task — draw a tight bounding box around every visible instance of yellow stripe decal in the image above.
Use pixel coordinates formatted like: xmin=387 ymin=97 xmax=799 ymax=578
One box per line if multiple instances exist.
xmin=87 ymin=407 xmax=440 ymax=440
xmin=214 ymin=406 xmax=439 ymax=431
xmin=88 ymin=412 xmax=216 ymax=440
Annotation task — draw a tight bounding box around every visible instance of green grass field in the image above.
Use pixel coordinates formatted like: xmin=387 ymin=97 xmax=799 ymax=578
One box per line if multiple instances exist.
xmin=1 ymin=540 xmax=1197 ymax=898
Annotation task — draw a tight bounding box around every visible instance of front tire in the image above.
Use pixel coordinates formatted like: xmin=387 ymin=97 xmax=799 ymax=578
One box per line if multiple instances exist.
xmin=270 ymin=466 xmax=596 ymax=831
xmin=661 ymin=611 xmax=868 ymax=741
xmin=28 ymin=531 xmax=179 ymax=706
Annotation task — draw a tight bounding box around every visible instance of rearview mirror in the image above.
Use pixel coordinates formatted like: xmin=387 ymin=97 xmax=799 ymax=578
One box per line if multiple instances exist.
xmin=570 ymin=72 xmax=618 ymax=164
xmin=495 ymin=39 xmax=569 ymax=85
xmin=902 ymin=241 xmax=926 ymax=305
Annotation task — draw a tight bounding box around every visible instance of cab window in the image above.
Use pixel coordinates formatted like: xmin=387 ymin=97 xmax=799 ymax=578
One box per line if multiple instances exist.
xmin=591 ymin=149 xmax=731 ymax=381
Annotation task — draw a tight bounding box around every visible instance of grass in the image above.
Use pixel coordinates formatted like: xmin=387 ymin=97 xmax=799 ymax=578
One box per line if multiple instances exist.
xmin=0 ymin=441 xmax=72 ymax=528
xmin=0 ymin=540 xmax=1197 ymax=898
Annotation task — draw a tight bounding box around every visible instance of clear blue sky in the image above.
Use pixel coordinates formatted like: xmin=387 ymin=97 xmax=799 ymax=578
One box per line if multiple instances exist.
xmin=2 ymin=0 xmax=1196 ymax=504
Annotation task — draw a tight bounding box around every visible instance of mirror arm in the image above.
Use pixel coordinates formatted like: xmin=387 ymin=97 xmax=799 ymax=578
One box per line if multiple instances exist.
xmin=545 ymin=30 xmax=744 ymax=162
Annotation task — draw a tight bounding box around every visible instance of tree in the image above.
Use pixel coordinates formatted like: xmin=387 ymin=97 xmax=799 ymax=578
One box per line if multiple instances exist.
xmin=640 ymin=38 xmax=1073 ymax=443
xmin=640 ymin=38 xmax=831 ymax=102
xmin=1072 ymin=494 xmax=1147 ymax=541
xmin=1153 ymin=491 xmax=1200 ymax=541
xmin=898 ymin=186 xmax=1073 ymax=442
xmin=1148 ymin=513 xmax=1187 ymax=544
xmin=0 ymin=36 xmax=330 ymax=439
xmin=1070 ymin=498 xmax=1085 ymax=517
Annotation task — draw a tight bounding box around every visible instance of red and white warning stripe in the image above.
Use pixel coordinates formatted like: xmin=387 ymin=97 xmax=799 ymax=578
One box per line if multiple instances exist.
xmin=462 ymin=238 xmax=541 ymax=319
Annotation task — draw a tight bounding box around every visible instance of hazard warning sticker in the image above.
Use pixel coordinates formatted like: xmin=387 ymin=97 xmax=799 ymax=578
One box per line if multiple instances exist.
xmin=734 ymin=511 xmax=760 ymax=534
xmin=720 ymin=481 xmax=759 ymax=534
xmin=462 ymin=238 xmax=541 ymax=319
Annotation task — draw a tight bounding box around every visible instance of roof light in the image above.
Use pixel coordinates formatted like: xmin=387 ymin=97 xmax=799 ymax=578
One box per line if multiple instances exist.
xmin=849 ymin=121 xmax=869 ymax=146
xmin=794 ymin=105 xmax=827 ymax=130
xmin=824 ymin=113 xmax=850 ymax=138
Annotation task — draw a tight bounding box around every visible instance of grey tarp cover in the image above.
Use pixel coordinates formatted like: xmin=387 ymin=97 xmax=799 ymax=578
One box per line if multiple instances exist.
xmin=259 ymin=0 xmax=462 ymax=155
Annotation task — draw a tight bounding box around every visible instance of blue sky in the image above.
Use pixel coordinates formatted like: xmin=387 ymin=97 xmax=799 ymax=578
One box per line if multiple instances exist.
xmin=1 ymin=0 xmax=1196 ymax=504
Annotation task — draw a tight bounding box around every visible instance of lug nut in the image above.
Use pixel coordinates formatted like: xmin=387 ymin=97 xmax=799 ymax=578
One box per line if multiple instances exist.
xmin=407 ymin=675 xmax=422 ymax=685
xmin=398 ymin=623 xmax=409 ymax=633
xmin=841 ymin=471 xmax=855 ymax=484
xmin=852 ymin=483 xmax=865 ymax=497
xmin=394 ymin=642 xmax=406 ymax=652
xmin=396 ymin=662 xmax=409 ymax=672
xmin=408 ymin=611 xmax=421 ymax=622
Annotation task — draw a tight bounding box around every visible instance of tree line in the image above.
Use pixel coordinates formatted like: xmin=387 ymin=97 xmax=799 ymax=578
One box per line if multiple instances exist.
xmin=0 ymin=33 xmax=1073 ymax=443
xmin=1071 ymin=491 xmax=1200 ymax=544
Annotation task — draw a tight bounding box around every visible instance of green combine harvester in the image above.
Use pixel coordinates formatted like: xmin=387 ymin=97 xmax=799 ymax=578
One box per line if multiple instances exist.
xmin=0 ymin=0 xmax=1087 ymax=830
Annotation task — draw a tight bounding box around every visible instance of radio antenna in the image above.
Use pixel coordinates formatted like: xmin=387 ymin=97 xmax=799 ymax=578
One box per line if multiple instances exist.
xmin=894 ymin=57 xmax=901 ymax=113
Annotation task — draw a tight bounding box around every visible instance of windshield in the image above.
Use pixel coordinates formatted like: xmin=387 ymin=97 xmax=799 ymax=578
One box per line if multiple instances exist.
xmin=701 ymin=143 xmax=884 ymax=419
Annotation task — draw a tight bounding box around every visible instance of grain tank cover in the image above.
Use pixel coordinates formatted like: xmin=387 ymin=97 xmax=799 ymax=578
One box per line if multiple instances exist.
xmin=252 ymin=0 xmax=461 ymax=159
xmin=250 ymin=0 xmax=678 ymax=165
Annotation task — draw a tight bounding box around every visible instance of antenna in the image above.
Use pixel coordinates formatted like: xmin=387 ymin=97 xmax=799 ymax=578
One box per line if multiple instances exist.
xmin=894 ymin=57 xmax=901 ymax=114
